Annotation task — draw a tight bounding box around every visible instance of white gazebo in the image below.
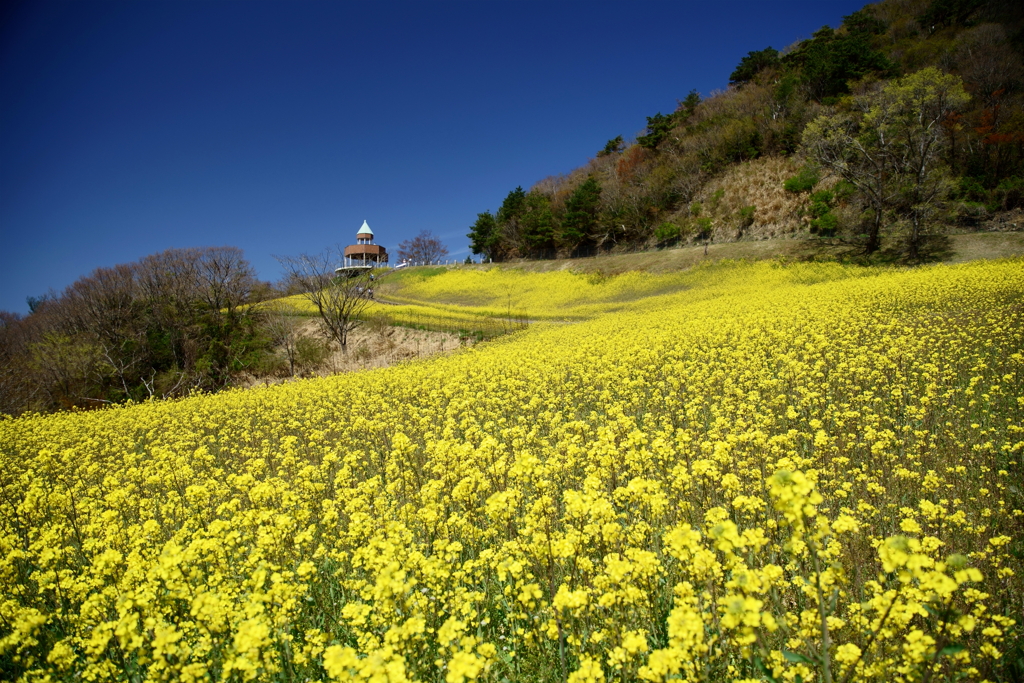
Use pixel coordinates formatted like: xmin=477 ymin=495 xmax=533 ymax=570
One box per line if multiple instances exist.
xmin=337 ymin=220 xmax=389 ymax=274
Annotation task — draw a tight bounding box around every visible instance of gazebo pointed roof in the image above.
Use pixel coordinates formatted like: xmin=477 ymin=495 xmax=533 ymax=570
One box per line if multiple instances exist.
xmin=357 ymin=220 xmax=373 ymax=236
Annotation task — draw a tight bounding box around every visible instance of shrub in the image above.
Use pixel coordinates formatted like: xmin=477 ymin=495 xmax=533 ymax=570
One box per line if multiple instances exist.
xmin=696 ymin=217 xmax=713 ymax=240
xmin=296 ymin=336 xmax=331 ymax=370
xmin=955 ymin=201 xmax=988 ymax=226
xmin=738 ymin=205 xmax=756 ymax=228
xmin=994 ymin=176 xmax=1024 ymax=211
xmin=784 ymin=165 xmax=820 ymax=193
xmin=809 ymin=190 xmax=838 ymax=236
xmin=957 ymin=176 xmax=987 ymax=203
xmin=709 ymin=189 xmax=726 ymax=210
xmin=654 ymin=222 xmax=681 ymax=245
xmin=834 ymin=180 xmax=856 ymax=201
xmin=813 ymin=211 xmax=839 ymax=236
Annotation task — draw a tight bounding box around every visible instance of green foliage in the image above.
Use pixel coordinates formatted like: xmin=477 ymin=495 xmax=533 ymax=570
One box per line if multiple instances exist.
xmin=709 ymin=189 xmax=726 ymax=210
xmin=919 ymin=0 xmax=985 ymax=31
xmin=598 ymin=135 xmax=625 ymax=157
xmin=681 ymin=89 xmax=701 ymax=117
xmin=957 ymin=176 xmax=988 ymax=202
xmin=654 ymin=222 xmax=680 ymax=245
xmin=521 ymin=192 xmax=557 ymax=256
xmin=469 ymin=186 xmax=559 ymax=260
xmin=810 ymin=189 xmax=835 ymax=209
xmin=809 ymin=190 xmax=838 ymax=237
xmin=729 ymin=47 xmax=780 ymax=85
xmin=637 ymin=112 xmax=677 ymax=150
xmin=738 ymin=205 xmax=756 ymax=228
xmin=717 ymin=118 xmax=762 ymax=163
xmin=467 ymin=211 xmax=498 ymax=258
xmin=803 ymin=67 xmax=970 ymax=254
xmin=695 ymin=217 xmax=713 ymax=240
xmin=813 ymin=211 xmax=840 ymax=237
xmin=834 ymin=180 xmax=856 ymax=202
xmin=689 ymin=202 xmax=703 ymax=217
xmin=784 ymin=166 xmax=820 ymax=193
xmin=496 ymin=186 xmax=527 ymax=225
xmin=784 ymin=25 xmax=897 ymax=101
xmin=843 ymin=8 xmax=887 ymax=36
xmin=954 ymin=176 xmax=1024 ymax=212
xmin=465 ymin=3 xmax=1023 ymax=263
xmin=993 ymin=176 xmax=1024 ymax=211
xmin=560 ymin=177 xmax=602 ymax=248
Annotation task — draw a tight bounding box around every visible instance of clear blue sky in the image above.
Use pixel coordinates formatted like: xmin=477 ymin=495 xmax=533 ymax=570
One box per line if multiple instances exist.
xmin=1 ymin=0 xmax=866 ymax=314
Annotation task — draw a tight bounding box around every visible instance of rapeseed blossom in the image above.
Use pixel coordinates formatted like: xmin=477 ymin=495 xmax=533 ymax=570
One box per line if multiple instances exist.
xmin=1 ymin=259 xmax=1021 ymax=682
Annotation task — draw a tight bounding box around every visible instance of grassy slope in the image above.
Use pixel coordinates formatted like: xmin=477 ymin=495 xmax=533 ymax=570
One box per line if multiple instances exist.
xmin=502 ymin=231 xmax=1024 ymax=274
xmin=263 ymin=233 xmax=1023 ymax=339
xmin=379 ymin=231 xmax=1024 ymax=299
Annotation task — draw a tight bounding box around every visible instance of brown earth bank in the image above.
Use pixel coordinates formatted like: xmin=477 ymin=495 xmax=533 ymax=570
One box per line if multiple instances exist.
xmin=240 ymin=319 xmax=468 ymax=388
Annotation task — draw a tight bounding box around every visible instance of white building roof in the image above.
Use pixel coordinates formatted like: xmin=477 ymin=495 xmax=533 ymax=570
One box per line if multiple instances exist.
xmin=357 ymin=220 xmax=373 ymax=236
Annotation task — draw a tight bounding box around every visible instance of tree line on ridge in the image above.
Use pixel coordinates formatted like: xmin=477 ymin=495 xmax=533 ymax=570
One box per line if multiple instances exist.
xmin=468 ymin=0 xmax=1024 ymax=261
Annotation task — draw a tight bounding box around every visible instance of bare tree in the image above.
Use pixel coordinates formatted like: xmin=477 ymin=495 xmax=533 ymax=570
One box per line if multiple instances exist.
xmin=0 ymin=311 xmax=43 ymax=414
xmin=275 ymin=247 xmax=375 ymax=352
xmin=263 ymin=303 xmax=305 ymax=376
xmin=194 ymin=246 xmax=260 ymax=316
xmin=396 ymin=231 xmax=449 ymax=264
xmin=135 ymin=248 xmax=203 ymax=393
xmin=58 ymin=263 xmax=146 ymax=398
xmin=28 ymin=330 xmax=106 ymax=409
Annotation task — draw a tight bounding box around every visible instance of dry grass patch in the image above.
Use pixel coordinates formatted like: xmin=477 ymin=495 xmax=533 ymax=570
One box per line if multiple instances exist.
xmin=945 ymin=232 xmax=1024 ymax=263
xmin=686 ymin=156 xmax=810 ymax=240
xmin=245 ymin=318 xmax=467 ymax=388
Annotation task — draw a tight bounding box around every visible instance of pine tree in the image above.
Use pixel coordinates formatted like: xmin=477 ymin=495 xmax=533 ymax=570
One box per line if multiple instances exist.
xmin=560 ymin=177 xmax=602 ymax=248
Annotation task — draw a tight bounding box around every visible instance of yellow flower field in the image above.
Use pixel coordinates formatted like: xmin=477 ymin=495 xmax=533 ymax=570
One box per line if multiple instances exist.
xmin=1 ymin=259 xmax=1022 ymax=682
xmin=374 ymin=262 xmax=846 ymax=321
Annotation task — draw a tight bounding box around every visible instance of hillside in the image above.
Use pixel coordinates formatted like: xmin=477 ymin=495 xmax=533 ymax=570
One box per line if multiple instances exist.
xmin=467 ymin=0 xmax=1024 ymax=261
xmin=2 ymin=257 xmax=1022 ymax=681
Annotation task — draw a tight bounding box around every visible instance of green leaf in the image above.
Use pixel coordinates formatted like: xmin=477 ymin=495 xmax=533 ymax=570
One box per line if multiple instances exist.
xmin=939 ymin=644 xmax=966 ymax=657
xmin=755 ymin=656 xmax=778 ymax=682
xmin=782 ymin=650 xmax=815 ymax=664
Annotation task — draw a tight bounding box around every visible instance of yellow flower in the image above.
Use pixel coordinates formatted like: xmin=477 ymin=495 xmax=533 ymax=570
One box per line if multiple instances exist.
xmin=568 ymin=656 xmax=605 ymax=683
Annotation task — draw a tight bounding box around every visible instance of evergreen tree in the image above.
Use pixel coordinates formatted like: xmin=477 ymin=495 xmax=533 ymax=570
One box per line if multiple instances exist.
xmin=918 ymin=0 xmax=985 ymax=31
xmin=493 ymin=187 xmax=528 ymax=259
xmin=598 ymin=136 xmax=625 ymax=157
xmin=784 ymin=26 xmax=896 ymax=101
xmin=843 ymin=8 xmax=887 ymax=36
xmin=521 ymin=192 xmax=556 ymax=257
xmin=637 ymin=113 xmax=676 ymax=150
xmin=496 ymin=186 xmax=527 ymax=225
xmin=467 ymin=211 xmax=498 ymax=259
xmin=560 ymin=177 xmax=602 ymax=248
xmin=681 ymin=90 xmax=701 ymax=118
xmin=729 ymin=47 xmax=780 ymax=85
